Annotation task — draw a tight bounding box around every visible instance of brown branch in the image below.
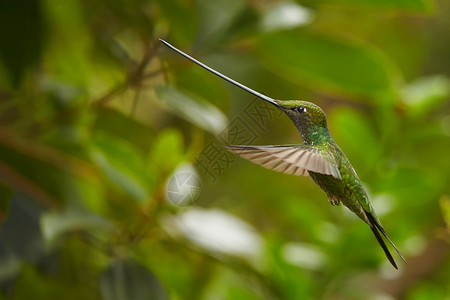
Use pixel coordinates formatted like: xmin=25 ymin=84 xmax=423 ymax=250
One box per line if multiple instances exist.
xmin=94 ymin=41 xmax=162 ymax=109
xmin=0 ymin=127 xmax=97 ymax=179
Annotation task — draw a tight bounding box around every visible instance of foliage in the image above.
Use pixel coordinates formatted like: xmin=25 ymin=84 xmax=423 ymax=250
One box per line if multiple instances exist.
xmin=1 ymin=0 xmax=450 ymax=299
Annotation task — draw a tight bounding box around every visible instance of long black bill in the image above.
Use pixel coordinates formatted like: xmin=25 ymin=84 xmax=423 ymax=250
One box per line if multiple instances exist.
xmin=159 ymin=39 xmax=279 ymax=107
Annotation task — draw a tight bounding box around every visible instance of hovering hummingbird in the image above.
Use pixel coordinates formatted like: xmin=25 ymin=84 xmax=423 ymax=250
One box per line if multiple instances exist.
xmin=160 ymin=39 xmax=406 ymax=269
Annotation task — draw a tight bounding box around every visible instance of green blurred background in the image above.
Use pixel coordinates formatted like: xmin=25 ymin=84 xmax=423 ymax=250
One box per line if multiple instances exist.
xmin=1 ymin=0 xmax=450 ymax=299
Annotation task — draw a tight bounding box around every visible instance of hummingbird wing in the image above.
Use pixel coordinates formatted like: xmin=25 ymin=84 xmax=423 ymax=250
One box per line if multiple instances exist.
xmin=226 ymin=145 xmax=341 ymax=180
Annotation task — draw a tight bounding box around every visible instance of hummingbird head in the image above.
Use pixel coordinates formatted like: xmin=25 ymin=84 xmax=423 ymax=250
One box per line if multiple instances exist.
xmin=275 ymin=100 xmax=328 ymax=128
xmin=272 ymin=100 xmax=330 ymax=144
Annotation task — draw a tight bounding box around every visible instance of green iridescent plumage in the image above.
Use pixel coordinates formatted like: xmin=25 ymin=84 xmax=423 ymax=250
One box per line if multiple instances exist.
xmin=281 ymin=101 xmax=372 ymax=216
xmin=232 ymin=100 xmax=405 ymax=269
xmin=160 ymin=39 xmax=406 ymax=269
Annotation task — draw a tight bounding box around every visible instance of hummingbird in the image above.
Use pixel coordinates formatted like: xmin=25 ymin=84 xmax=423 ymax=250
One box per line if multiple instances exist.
xmin=160 ymin=39 xmax=406 ymax=269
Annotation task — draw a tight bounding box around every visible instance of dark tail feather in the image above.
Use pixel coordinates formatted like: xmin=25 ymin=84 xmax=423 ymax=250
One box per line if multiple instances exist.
xmin=367 ymin=213 xmax=407 ymax=268
xmin=370 ymin=225 xmax=398 ymax=269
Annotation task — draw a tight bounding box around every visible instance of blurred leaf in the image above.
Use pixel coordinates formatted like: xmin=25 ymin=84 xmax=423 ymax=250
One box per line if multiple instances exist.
xmin=95 ymin=108 xmax=155 ymax=152
xmin=0 ymin=258 xmax=22 ymax=290
xmin=261 ymin=1 xmax=314 ymax=32
xmin=40 ymin=207 xmax=113 ymax=244
xmin=163 ymin=208 xmax=263 ymax=261
xmin=281 ymin=241 xmax=327 ymax=270
xmin=402 ymin=75 xmax=450 ymax=117
xmin=89 ymin=133 xmax=149 ymax=202
xmin=155 ymin=85 xmax=228 ymax=135
xmin=148 ymin=128 xmax=185 ymax=174
xmin=407 ymin=281 xmax=449 ymax=300
xmin=322 ymin=0 xmax=433 ymax=13
xmin=201 ymin=266 xmax=266 ymax=300
xmin=257 ymin=30 xmax=397 ymax=99
xmin=439 ymin=195 xmax=450 ymax=230
xmin=375 ymin=167 xmax=442 ymax=210
xmin=0 ymin=130 xmax=97 ymax=206
xmin=174 ymin=66 xmax=229 ymax=109
xmin=0 ymin=0 xmax=43 ymax=86
xmin=100 ymin=259 xmax=167 ymax=300
xmin=43 ymin=0 xmax=121 ymax=94
xmin=0 ymin=194 xmax=46 ymax=263
xmin=330 ymin=107 xmax=381 ymax=170
xmin=196 ymin=0 xmax=246 ymax=42
xmin=0 ymin=181 xmax=13 ymax=224
xmin=156 ymin=0 xmax=197 ymax=45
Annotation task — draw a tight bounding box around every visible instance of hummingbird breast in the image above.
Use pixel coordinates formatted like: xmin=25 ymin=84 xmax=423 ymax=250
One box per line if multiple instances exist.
xmin=307 ymin=141 xmax=371 ymax=224
xmin=308 ymin=171 xmax=346 ymax=201
xmin=309 ymin=170 xmax=369 ymax=223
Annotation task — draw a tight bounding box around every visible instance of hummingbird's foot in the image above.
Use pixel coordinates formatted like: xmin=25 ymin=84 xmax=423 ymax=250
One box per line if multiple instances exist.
xmin=328 ymin=196 xmax=341 ymax=206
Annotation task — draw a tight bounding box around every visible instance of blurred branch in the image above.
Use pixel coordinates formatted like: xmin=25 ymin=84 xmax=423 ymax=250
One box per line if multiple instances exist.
xmin=130 ymin=86 xmax=141 ymax=117
xmin=94 ymin=41 xmax=163 ymax=108
xmin=126 ymin=186 xmax=168 ymax=246
xmin=0 ymin=127 xmax=97 ymax=179
xmin=78 ymin=231 xmax=114 ymax=256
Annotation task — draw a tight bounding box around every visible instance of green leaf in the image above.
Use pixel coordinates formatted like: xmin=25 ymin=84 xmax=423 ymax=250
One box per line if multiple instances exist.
xmin=439 ymin=195 xmax=450 ymax=229
xmin=257 ymin=30 xmax=398 ymax=99
xmin=196 ymin=0 xmax=246 ymax=42
xmin=148 ymin=128 xmax=185 ymax=173
xmin=330 ymin=107 xmax=381 ymax=170
xmin=155 ymin=0 xmax=197 ymax=45
xmin=376 ymin=167 xmax=442 ymax=206
xmin=0 ymin=130 xmax=98 ymax=206
xmin=402 ymin=75 xmax=450 ymax=118
xmin=42 ymin=0 xmax=97 ymax=89
xmin=40 ymin=206 xmax=114 ymax=244
xmin=0 ymin=180 xmax=13 ymax=224
xmin=89 ymin=133 xmax=150 ymax=202
xmin=0 ymin=0 xmax=44 ymax=86
xmin=95 ymin=108 xmax=155 ymax=152
xmin=155 ymin=85 xmax=228 ymax=135
xmin=100 ymin=260 xmax=167 ymax=300
xmin=174 ymin=66 xmax=229 ymax=109
xmin=260 ymin=1 xmax=314 ymax=32
xmin=322 ymin=0 xmax=433 ymax=13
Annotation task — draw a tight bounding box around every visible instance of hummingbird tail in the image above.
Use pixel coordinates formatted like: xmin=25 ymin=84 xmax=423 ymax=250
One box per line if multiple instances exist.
xmin=367 ymin=213 xmax=407 ymax=269
xmin=369 ymin=224 xmax=398 ymax=269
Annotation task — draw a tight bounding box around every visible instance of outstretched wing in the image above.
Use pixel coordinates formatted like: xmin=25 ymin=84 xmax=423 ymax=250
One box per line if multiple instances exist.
xmin=226 ymin=145 xmax=341 ymax=180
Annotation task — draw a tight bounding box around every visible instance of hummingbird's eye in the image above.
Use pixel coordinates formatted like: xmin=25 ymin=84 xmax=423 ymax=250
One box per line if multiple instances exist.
xmin=295 ymin=106 xmax=307 ymax=114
